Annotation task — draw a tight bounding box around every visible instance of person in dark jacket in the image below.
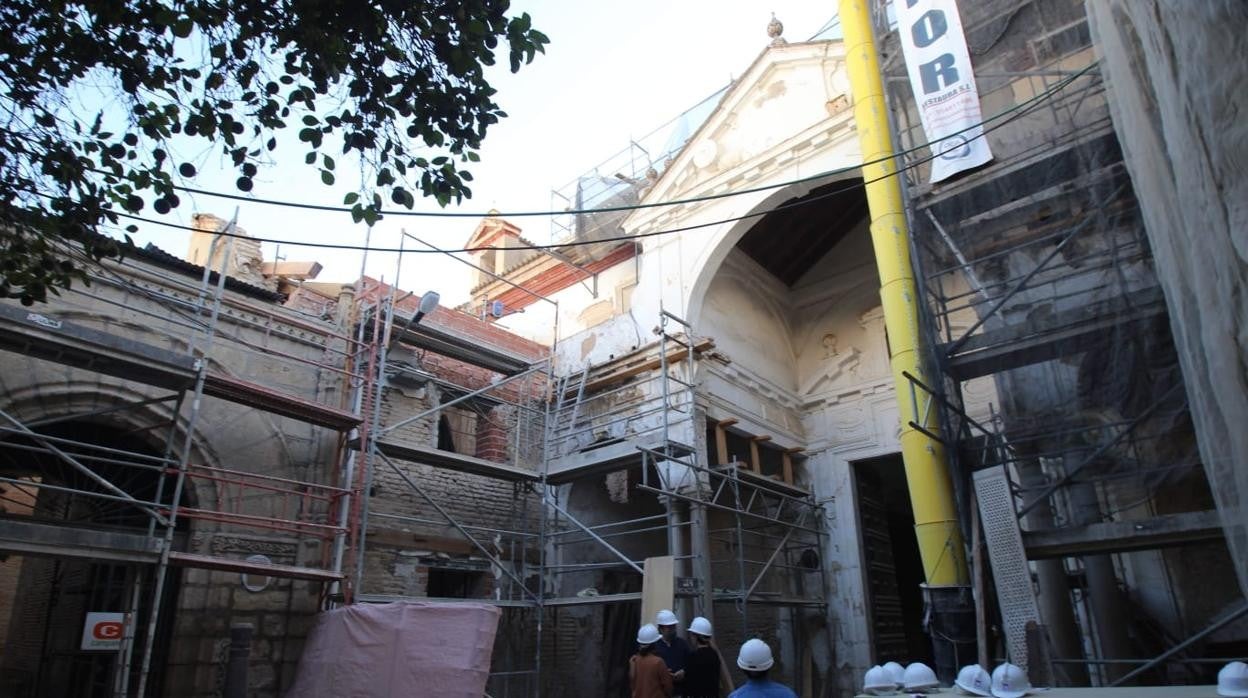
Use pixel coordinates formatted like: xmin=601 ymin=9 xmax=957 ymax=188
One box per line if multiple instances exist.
xmin=653 ymin=608 xmax=691 ymax=693
xmin=683 ymin=616 xmax=725 ymax=698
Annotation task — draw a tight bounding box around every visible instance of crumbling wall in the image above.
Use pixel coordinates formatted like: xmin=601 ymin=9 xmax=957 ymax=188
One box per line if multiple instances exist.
xmin=1086 ymin=0 xmax=1248 ymax=601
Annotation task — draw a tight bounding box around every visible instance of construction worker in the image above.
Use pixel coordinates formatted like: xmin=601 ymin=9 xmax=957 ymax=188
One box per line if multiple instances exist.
xmin=683 ymin=616 xmax=724 ymax=698
xmin=654 ymin=609 xmax=691 ymax=693
xmin=631 ymin=624 xmax=674 ymax=698
xmin=727 ymin=639 xmax=796 ymax=698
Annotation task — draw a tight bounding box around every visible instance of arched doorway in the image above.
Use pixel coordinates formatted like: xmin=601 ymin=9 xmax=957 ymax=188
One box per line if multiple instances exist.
xmin=0 ymin=419 xmax=189 ymax=697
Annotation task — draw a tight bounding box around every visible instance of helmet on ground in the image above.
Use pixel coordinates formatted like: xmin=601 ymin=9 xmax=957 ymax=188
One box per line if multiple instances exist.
xmin=655 ymin=609 xmax=679 ymax=627
xmin=689 ymin=616 xmax=713 ymax=637
xmin=991 ymin=662 xmax=1032 ymax=698
xmin=1219 ymin=661 xmax=1248 ymax=697
xmin=736 ymin=638 xmax=775 ymax=672
xmin=903 ymin=662 xmax=939 ymax=691
xmin=955 ymin=664 xmax=992 ymax=696
xmin=883 ymin=661 xmax=906 ymax=687
xmin=636 ymin=623 xmax=661 ymax=645
xmin=864 ymin=665 xmax=898 ymax=695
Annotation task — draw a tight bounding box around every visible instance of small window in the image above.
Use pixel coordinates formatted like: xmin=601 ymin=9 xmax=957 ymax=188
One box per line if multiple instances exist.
xmin=426 ymin=568 xmax=486 ymax=598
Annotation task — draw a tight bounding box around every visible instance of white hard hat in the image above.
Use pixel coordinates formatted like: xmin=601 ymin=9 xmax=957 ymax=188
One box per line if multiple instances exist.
xmin=904 ymin=662 xmax=939 ymax=691
xmin=689 ymin=616 xmax=713 ymax=637
xmin=955 ymin=664 xmax=992 ymax=696
xmin=883 ymin=661 xmax=906 ymax=687
xmin=990 ymin=663 xmax=1032 ymax=698
xmin=864 ymin=665 xmax=898 ymax=694
xmin=636 ymin=623 xmax=661 ymax=645
xmin=655 ymin=609 xmax=679 ymax=627
xmin=1219 ymin=661 xmax=1248 ymax=697
xmin=737 ymin=638 xmax=775 ymax=672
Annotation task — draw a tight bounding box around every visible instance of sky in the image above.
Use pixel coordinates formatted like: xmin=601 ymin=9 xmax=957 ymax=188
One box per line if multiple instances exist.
xmin=126 ymin=2 xmax=840 ymax=306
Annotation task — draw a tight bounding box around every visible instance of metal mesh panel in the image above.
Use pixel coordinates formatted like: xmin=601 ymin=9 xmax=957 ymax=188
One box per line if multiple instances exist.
xmin=974 ymin=465 xmax=1040 ymax=672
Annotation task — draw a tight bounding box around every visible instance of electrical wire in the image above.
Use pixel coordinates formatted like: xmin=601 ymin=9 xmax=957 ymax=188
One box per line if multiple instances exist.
xmin=157 ymin=64 xmax=1095 ymax=219
xmin=108 ymin=63 xmax=1097 ymax=255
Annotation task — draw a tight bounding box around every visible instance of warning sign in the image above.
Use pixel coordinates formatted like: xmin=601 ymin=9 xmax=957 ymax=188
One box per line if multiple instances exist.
xmin=81 ymin=612 xmax=126 ymax=651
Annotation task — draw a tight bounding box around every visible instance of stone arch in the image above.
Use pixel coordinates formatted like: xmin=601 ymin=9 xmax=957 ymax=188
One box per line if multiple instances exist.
xmin=0 ymin=381 xmax=220 ymax=513
xmin=684 ymin=173 xmax=864 ymax=330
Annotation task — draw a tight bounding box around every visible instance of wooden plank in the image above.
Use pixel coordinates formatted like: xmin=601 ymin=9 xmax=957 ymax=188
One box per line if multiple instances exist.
xmin=749 ymin=435 xmax=771 ymax=474
xmin=577 ymin=337 xmax=715 ymax=395
xmin=781 ymin=447 xmax=804 ymax=485
xmin=640 ymin=555 xmax=675 ymax=628
xmin=713 ymin=418 xmax=737 ymax=466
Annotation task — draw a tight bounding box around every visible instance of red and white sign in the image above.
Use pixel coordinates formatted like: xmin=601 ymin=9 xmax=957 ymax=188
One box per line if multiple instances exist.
xmin=81 ymin=612 xmax=126 ymax=651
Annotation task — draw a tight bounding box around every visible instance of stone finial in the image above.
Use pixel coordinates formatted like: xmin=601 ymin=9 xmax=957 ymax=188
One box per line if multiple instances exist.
xmin=767 ymin=13 xmax=786 ymax=46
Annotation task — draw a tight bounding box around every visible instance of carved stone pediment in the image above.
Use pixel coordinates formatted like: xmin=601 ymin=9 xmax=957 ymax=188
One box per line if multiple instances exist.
xmin=634 ymin=41 xmax=851 ymax=218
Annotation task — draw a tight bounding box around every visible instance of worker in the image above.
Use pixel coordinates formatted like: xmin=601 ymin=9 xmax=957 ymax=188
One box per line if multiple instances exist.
xmin=654 ymin=609 xmax=691 ymax=693
xmin=683 ymin=616 xmax=723 ymax=698
xmin=728 ymin=638 xmax=796 ymax=698
xmin=631 ymin=623 xmax=674 ymax=698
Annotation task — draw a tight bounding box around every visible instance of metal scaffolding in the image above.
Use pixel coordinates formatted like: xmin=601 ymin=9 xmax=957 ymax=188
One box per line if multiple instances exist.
xmin=877 ymin=18 xmax=1243 ymax=686
xmin=340 ymin=294 xmax=830 ymax=695
xmin=0 ymin=225 xmax=369 ymax=696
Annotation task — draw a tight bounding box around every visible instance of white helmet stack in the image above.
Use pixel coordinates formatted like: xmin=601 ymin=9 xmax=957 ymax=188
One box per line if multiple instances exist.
xmin=990 ymin=663 xmax=1033 ymax=698
xmin=903 ymin=662 xmax=940 ymax=693
xmin=883 ymin=661 xmax=906 ymax=688
xmin=954 ymin=664 xmax=992 ymax=696
xmin=863 ymin=665 xmax=896 ymax=695
xmin=1219 ymin=661 xmax=1248 ymax=697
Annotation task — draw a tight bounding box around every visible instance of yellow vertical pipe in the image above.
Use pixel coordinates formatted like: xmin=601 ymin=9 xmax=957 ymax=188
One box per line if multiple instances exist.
xmin=839 ymin=0 xmax=968 ymax=587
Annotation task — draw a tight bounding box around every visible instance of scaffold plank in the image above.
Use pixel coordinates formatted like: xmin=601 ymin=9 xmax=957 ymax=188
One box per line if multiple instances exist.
xmin=368 ymin=439 xmax=540 ymax=482
xmin=545 ymin=437 xmax=693 ymax=485
xmin=1023 ymin=509 xmax=1223 ymax=559
xmin=944 ymin=287 xmax=1167 ymax=380
xmin=167 ymin=551 xmax=343 ymax=582
xmin=717 ymin=463 xmax=811 ymax=499
xmin=203 ymin=372 xmax=361 ymax=431
xmin=0 ymin=518 xmax=164 ymax=564
xmin=391 ymin=322 xmax=534 ymax=376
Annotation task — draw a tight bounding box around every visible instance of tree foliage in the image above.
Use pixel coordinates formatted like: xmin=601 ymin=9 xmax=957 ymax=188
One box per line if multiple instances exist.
xmin=0 ymin=0 xmax=548 ymax=304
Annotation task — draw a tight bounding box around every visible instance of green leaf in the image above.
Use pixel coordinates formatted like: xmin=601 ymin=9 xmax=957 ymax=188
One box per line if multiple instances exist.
xmin=321 ymin=170 xmax=335 ymax=185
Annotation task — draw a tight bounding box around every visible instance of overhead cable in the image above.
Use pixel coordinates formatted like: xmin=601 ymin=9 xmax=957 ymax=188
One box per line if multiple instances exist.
xmin=110 ymin=66 xmax=1098 ymax=257
xmin=157 ymin=64 xmax=1095 ymax=219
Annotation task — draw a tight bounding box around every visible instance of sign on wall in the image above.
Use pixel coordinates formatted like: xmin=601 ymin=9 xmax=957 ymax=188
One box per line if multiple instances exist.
xmin=895 ymin=0 xmax=994 ymax=182
xmin=81 ymin=612 xmax=126 ymax=651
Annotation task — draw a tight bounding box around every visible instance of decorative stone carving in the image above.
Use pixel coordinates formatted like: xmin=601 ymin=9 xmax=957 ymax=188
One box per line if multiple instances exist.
xmin=821 ymin=333 xmax=839 ymax=358
xmin=767 ymin=14 xmax=786 ymax=46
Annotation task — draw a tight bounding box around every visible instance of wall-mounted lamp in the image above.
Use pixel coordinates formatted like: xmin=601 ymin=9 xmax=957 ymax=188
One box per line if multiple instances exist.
xmin=399 ymin=290 xmax=441 ymax=335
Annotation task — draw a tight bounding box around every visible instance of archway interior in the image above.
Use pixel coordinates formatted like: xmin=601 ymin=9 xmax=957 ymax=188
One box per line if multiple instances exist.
xmin=695 ymin=178 xmax=924 ymax=689
xmin=0 ymin=419 xmax=186 ymax=697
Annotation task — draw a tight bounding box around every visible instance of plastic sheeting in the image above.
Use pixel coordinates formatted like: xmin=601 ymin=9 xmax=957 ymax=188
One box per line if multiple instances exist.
xmin=287 ymin=602 xmax=501 ymax=698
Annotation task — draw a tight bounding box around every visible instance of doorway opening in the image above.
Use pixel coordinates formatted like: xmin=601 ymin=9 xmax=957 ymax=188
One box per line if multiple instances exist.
xmin=0 ymin=419 xmax=187 ymax=697
xmin=853 ymin=454 xmax=932 ymax=666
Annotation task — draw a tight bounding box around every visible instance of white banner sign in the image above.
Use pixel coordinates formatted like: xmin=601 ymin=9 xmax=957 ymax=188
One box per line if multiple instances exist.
xmin=895 ymin=0 xmax=994 ymax=182
xmin=81 ymin=612 xmax=126 ymax=651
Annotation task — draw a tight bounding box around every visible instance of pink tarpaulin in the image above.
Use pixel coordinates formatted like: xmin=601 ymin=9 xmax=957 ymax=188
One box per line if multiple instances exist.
xmin=286 ymin=601 xmax=501 ymax=698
